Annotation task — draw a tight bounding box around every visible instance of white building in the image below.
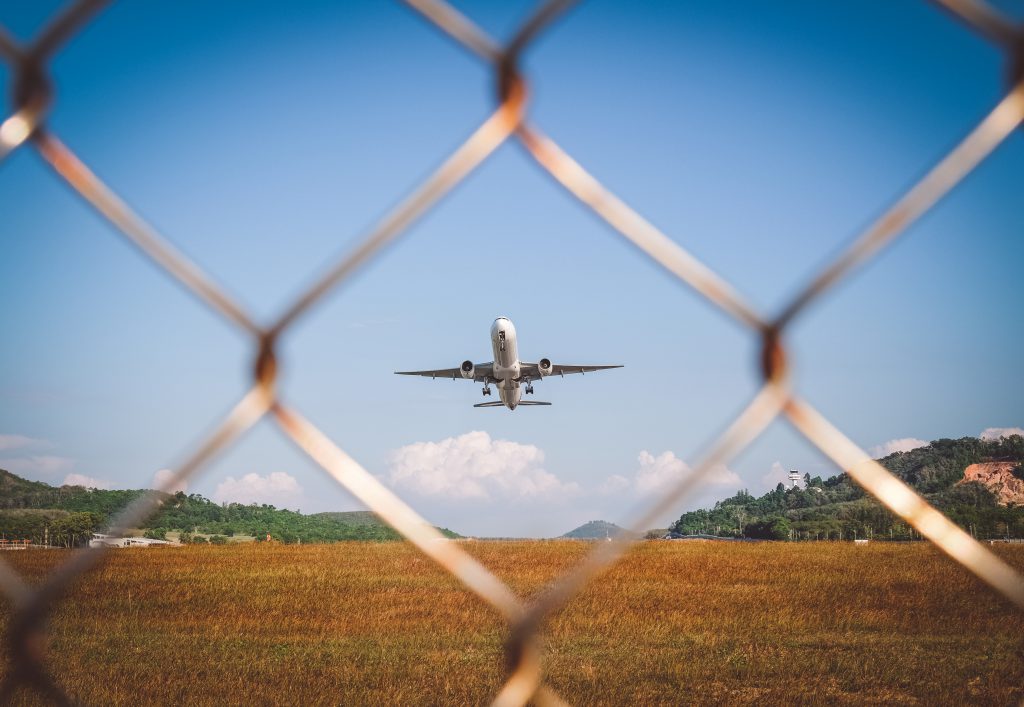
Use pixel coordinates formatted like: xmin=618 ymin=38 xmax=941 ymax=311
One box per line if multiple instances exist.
xmin=89 ymin=534 xmax=180 ymax=548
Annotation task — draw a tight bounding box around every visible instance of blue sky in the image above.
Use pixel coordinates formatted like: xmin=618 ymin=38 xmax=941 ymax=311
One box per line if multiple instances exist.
xmin=1 ymin=1 xmax=1021 ymax=536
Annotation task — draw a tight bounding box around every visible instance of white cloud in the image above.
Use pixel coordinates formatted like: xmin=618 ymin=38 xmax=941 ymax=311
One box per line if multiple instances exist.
xmin=385 ymin=439 xmax=741 ymax=533
xmin=979 ymin=427 xmax=1024 ymax=441
xmin=152 ymin=468 xmax=188 ymax=494
xmin=0 ymin=434 xmax=43 ymax=451
xmin=388 ymin=431 xmax=579 ymax=501
xmin=0 ymin=435 xmax=73 ymax=479
xmin=761 ymin=461 xmax=790 ymax=489
xmin=869 ymin=437 xmax=928 ymax=458
xmin=635 ymin=451 xmax=686 ymax=494
xmin=213 ymin=472 xmax=302 ymax=507
xmin=601 ymin=450 xmax=740 ymax=498
xmin=636 ymin=450 xmax=740 ymax=494
xmin=587 ymin=451 xmax=741 ymax=530
xmin=597 ymin=474 xmax=630 ymax=495
xmin=1 ymin=455 xmax=76 ymax=476
xmin=63 ymin=473 xmax=112 ymax=490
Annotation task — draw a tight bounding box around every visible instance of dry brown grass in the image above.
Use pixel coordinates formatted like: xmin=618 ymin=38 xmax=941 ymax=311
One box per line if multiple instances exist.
xmin=1 ymin=541 xmax=1022 ymax=705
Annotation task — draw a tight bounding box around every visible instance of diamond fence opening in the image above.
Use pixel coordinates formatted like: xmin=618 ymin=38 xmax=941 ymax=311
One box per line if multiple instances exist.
xmin=1 ymin=0 xmax=1023 ymax=704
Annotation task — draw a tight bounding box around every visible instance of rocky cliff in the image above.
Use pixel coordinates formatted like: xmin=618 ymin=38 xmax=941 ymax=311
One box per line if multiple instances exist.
xmin=959 ymin=462 xmax=1024 ymax=505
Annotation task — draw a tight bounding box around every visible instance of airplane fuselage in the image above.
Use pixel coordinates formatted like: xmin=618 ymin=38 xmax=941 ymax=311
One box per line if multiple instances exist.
xmin=490 ymin=317 xmax=522 ymax=410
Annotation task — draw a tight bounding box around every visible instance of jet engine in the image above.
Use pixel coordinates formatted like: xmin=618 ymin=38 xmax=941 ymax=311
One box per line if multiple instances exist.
xmin=460 ymin=360 xmax=475 ymax=379
xmin=538 ymin=358 xmax=553 ymax=377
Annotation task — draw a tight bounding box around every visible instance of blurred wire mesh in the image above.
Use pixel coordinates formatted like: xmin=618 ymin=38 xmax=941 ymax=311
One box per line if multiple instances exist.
xmin=1 ymin=0 xmax=1022 ymax=704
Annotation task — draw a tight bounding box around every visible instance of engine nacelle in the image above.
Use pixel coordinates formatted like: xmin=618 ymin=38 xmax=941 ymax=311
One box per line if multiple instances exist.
xmin=460 ymin=360 xmax=475 ymax=379
xmin=538 ymin=358 xmax=553 ymax=377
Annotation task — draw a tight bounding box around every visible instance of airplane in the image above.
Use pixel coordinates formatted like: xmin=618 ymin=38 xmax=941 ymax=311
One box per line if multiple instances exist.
xmin=395 ymin=317 xmax=622 ymax=410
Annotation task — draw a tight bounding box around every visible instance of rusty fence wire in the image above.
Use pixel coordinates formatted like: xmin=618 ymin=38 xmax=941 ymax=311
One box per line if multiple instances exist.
xmin=2 ymin=0 xmax=1023 ymax=703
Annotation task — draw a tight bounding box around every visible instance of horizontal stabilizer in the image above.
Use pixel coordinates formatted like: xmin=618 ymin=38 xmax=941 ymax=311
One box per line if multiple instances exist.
xmin=472 ymin=401 xmax=553 ymax=408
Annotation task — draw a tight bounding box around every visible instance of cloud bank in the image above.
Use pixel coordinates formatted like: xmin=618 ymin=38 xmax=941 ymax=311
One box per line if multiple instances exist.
xmin=62 ymin=473 xmax=112 ymax=490
xmin=213 ymin=472 xmax=302 ymax=507
xmin=388 ymin=431 xmax=579 ymax=501
xmin=385 ymin=434 xmax=746 ymax=535
xmin=869 ymin=437 xmax=928 ymax=458
xmin=627 ymin=450 xmax=740 ymax=496
xmin=388 ymin=435 xmax=740 ymax=509
xmin=153 ymin=468 xmax=189 ymax=494
xmin=761 ymin=461 xmax=791 ymax=489
xmin=0 ymin=434 xmax=43 ymax=451
xmin=979 ymin=427 xmax=1024 ymax=441
xmin=588 ymin=450 xmax=741 ymax=528
xmin=0 ymin=433 xmax=74 ymax=479
xmin=2 ymin=455 xmax=76 ymax=476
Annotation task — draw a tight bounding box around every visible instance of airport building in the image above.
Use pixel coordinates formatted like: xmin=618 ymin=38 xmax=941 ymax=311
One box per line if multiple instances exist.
xmin=89 ymin=534 xmax=180 ymax=548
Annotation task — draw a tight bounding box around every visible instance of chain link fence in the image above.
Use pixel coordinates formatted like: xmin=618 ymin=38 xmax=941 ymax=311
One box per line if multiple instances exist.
xmin=2 ymin=0 xmax=1023 ymax=703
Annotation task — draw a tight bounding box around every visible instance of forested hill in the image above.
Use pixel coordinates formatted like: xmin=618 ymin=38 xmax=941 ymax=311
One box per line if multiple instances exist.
xmin=670 ymin=436 xmax=1024 ymax=540
xmin=561 ymin=520 xmax=636 ymax=539
xmin=0 ymin=470 xmax=460 ymax=545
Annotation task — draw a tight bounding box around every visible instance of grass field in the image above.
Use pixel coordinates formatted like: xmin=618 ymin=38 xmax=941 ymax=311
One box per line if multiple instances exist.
xmin=1 ymin=541 xmax=1022 ymax=705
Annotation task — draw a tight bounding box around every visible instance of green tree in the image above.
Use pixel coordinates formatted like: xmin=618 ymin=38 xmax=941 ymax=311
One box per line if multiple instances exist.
xmin=744 ymin=516 xmax=791 ymax=540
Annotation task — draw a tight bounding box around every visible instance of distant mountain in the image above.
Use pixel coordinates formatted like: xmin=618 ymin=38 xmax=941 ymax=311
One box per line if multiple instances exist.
xmin=0 ymin=469 xmax=460 ymax=546
xmin=562 ymin=520 xmax=637 ymax=540
xmin=0 ymin=468 xmax=53 ymax=498
xmin=670 ymin=436 xmax=1024 ymax=541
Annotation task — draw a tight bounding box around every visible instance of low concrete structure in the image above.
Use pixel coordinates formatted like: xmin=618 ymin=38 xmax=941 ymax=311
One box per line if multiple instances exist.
xmin=89 ymin=533 xmax=181 ymax=548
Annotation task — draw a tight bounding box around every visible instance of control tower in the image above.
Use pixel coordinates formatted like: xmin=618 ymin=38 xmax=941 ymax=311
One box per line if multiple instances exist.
xmin=788 ymin=470 xmax=802 ymax=489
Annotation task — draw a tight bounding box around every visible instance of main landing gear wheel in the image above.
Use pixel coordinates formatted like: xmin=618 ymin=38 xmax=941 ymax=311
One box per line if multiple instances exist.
xmin=482 ymin=385 xmax=492 ymax=396
xmin=525 ymin=384 xmax=534 ymax=395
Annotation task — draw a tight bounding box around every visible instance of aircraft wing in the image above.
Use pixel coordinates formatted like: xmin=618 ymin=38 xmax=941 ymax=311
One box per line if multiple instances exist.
xmin=394 ymin=362 xmax=494 ymax=383
xmin=519 ymin=362 xmax=623 ymax=380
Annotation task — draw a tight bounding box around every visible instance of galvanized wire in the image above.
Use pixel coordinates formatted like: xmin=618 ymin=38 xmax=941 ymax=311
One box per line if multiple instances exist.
xmin=1 ymin=0 xmax=1022 ymax=704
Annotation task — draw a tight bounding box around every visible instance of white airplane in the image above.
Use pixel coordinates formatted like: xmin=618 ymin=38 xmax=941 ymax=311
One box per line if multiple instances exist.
xmin=395 ymin=317 xmax=622 ymax=410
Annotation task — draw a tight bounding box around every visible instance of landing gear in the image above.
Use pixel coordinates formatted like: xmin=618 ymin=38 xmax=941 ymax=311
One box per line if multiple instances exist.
xmin=525 ymin=383 xmax=534 ymax=395
xmin=482 ymin=385 xmax=492 ymax=396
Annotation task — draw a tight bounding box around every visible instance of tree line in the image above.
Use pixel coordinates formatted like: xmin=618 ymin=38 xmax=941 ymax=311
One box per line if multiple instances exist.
xmin=0 ymin=469 xmax=459 ymax=546
xmin=669 ymin=436 xmax=1024 ymax=541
